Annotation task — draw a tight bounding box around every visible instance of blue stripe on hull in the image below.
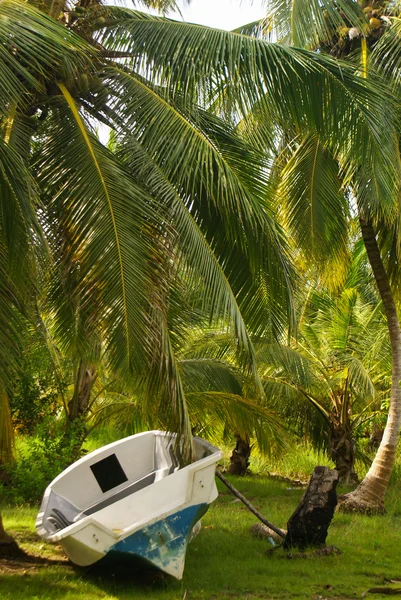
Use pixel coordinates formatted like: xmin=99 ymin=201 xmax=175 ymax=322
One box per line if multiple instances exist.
xmin=102 ymin=503 xmax=208 ymax=578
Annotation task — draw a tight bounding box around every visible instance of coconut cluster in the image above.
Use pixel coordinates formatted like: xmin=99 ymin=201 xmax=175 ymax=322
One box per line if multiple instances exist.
xmin=61 ymin=4 xmax=107 ymax=29
xmin=324 ymin=0 xmax=392 ymax=57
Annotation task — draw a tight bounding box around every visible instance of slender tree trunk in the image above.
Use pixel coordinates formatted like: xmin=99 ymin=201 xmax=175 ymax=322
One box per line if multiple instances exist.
xmin=0 ymin=389 xmax=14 ymax=471
xmin=338 ymin=217 xmax=401 ymax=512
xmin=63 ymin=361 xmax=97 ymax=460
xmin=0 ymin=400 xmax=23 ymax=557
xmin=367 ymin=423 xmax=384 ymax=451
xmin=68 ymin=360 xmax=97 ymax=422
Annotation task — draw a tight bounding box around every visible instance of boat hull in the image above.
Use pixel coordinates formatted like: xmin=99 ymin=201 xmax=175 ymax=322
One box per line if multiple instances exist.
xmin=36 ymin=432 xmax=222 ymax=579
xmin=102 ymin=503 xmax=208 ymax=579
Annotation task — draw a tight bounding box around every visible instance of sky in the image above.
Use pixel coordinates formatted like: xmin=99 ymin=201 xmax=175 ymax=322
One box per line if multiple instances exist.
xmin=170 ymin=0 xmax=266 ymax=31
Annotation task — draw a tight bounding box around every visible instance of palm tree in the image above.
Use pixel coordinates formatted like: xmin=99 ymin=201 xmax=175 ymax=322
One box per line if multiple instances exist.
xmin=0 ymin=0 xmax=397 ymax=553
xmin=177 ymin=246 xmax=391 ymax=483
xmin=255 ymin=0 xmax=401 ymax=511
xmin=260 ymin=281 xmax=391 ymax=484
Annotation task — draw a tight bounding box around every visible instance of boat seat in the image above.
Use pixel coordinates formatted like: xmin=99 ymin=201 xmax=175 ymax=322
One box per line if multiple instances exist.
xmin=46 ymin=471 xmax=158 ymax=531
xmin=72 ymin=471 xmax=157 ymax=521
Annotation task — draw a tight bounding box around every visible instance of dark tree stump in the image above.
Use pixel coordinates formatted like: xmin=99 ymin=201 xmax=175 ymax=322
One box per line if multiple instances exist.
xmin=284 ymin=466 xmax=339 ymax=550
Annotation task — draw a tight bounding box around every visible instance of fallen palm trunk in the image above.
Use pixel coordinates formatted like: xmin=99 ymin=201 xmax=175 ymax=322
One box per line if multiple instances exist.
xmin=215 ymin=470 xmax=286 ymax=539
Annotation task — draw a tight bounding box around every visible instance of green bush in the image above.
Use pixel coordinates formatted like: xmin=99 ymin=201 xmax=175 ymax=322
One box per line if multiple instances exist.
xmin=1 ymin=418 xmax=85 ymax=505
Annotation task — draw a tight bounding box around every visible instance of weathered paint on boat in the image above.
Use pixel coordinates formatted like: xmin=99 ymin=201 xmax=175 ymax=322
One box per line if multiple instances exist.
xmin=36 ymin=431 xmax=221 ymax=579
xmin=104 ymin=503 xmax=208 ymax=578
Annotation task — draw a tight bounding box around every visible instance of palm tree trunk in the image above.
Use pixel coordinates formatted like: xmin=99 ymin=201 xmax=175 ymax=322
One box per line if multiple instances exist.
xmin=68 ymin=360 xmax=97 ymax=422
xmin=0 ymin=391 xmax=13 ymax=489
xmin=338 ymin=216 xmax=401 ymax=512
xmin=228 ymin=434 xmax=251 ymax=475
xmin=328 ymin=420 xmax=357 ymax=485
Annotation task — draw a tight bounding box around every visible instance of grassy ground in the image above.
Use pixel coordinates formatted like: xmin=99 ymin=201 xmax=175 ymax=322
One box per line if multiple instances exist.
xmin=2 ymin=475 xmax=401 ymax=599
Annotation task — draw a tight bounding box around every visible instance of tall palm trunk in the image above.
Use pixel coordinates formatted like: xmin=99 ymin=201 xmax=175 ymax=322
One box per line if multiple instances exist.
xmin=339 ymin=216 xmax=401 ymax=512
xmin=68 ymin=360 xmax=97 ymax=422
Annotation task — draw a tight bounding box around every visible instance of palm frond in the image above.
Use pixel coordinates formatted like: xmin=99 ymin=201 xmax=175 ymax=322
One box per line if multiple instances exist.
xmin=179 ymin=358 xmax=244 ymax=395
xmin=97 ymin=7 xmax=397 ymax=185
xmin=0 ymin=0 xmax=93 ymax=111
xmin=186 ymin=391 xmax=285 ymax=454
xmin=35 ymin=89 xmax=162 ymax=373
xmin=108 ymin=71 xmax=295 ymax=342
xmin=278 ymin=133 xmax=350 ymax=269
xmin=371 ymin=17 xmax=401 ymax=89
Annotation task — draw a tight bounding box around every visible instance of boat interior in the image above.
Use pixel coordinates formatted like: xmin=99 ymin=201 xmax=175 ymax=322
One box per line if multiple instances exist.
xmin=39 ymin=433 xmax=214 ymax=535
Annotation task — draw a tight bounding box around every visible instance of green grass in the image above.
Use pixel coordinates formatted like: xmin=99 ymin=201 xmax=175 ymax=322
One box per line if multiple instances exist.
xmin=3 ymin=475 xmax=401 ymax=599
xmin=248 ymin=440 xmax=382 ymax=484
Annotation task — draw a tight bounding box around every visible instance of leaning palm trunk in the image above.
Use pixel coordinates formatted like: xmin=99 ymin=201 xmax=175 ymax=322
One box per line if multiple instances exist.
xmin=339 ymin=217 xmax=401 ymax=512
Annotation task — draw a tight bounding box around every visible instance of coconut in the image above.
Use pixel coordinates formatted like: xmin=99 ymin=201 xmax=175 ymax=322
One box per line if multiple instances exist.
xmin=363 ymin=6 xmax=373 ymax=13
xmin=338 ymin=26 xmax=350 ymax=37
xmin=90 ymin=77 xmax=104 ymax=94
xmin=369 ymin=16 xmax=382 ymax=29
xmin=80 ymin=73 xmax=89 ymax=94
xmin=348 ymin=27 xmax=360 ymax=39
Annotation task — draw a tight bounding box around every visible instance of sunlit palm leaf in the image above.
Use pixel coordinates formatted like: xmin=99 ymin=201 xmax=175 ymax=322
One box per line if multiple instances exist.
xmin=107 ymin=68 xmax=295 ymax=342
xmin=0 ymin=137 xmax=40 ymax=281
xmin=279 ymin=133 xmax=349 ymax=268
xmin=371 ymin=18 xmax=401 ymax=89
xmin=98 ymin=11 xmax=392 ymax=148
xmin=35 ymin=90 xmax=161 ymax=373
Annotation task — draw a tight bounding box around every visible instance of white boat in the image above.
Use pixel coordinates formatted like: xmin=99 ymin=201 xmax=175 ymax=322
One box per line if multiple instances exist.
xmin=36 ymin=431 xmax=222 ymax=579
